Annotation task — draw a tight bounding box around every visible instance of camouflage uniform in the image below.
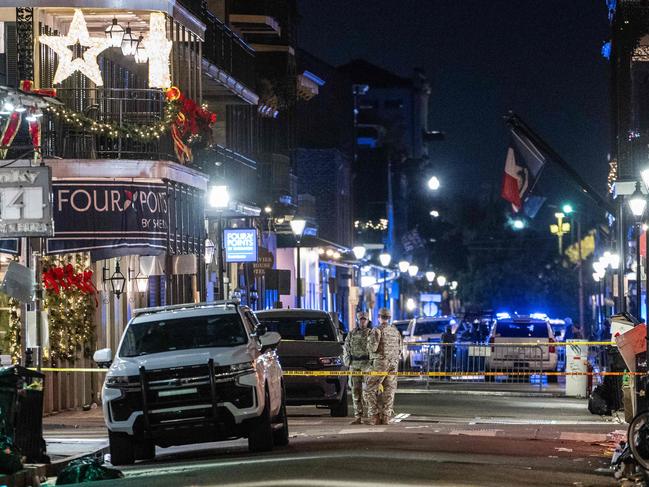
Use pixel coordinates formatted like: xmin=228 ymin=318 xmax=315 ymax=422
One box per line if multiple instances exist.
xmin=343 ymin=326 xmax=371 ymax=420
xmin=364 ymin=316 xmax=402 ymax=424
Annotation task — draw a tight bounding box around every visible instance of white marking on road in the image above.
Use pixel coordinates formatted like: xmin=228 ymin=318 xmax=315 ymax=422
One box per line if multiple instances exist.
xmin=338 ymin=428 xmax=386 ymax=434
xmin=391 ymin=413 xmax=410 ymax=423
xmin=449 ymin=429 xmax=500 ymax=437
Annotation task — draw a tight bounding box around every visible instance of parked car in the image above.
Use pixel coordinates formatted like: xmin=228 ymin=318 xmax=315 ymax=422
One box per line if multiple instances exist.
xmin=402 ymin=316 xmax=458 ymax=369
xmin=93 ymin=301 xmax=287 ymax=465
xmin=393 ymin=319 xmax=411 ymax=336
xmin=255 ymin=309 xmax=348 ymax=417
xmin=485 ymin=315 xmax=558 ymax=376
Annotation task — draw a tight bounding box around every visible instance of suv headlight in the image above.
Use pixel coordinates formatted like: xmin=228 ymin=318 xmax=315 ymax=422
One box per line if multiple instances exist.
xmin=318 ymin=357 xmax=343 ymax=367
xmin=229 ymin=362 xmax=255 ymax=374
xmin=105 ymin=376 xmax=133 ymax=388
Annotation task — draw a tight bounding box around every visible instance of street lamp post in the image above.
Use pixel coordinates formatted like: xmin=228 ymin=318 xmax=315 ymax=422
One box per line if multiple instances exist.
xmin=562 ymin=204 xmax=585 ymax=337
xmin=628 ymin=181 xmax=647 ymax=320
xmin=208 ymin=185 xmax=229 ymax=300
xmin=290 ymin=218 xmax=306 ymax=308
xmin=379 ymin=251 xmax=392 ymax=307
xmin=353 ymin=246 xmax=367 ymax=311
xmin=550 ymin=212 xmax=571 ymax=255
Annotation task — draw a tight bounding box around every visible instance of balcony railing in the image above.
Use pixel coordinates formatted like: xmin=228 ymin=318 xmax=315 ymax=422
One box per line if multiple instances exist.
xmin=42 ymin=88 xmax=174 ymax=161
xmin=202 ymin=9 xmax=256 ymax=91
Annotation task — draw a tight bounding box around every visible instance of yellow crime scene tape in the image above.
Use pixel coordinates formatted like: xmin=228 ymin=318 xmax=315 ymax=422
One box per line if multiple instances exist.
xmin=405 ymin=341 xmax=615 ymax=347
xmin=29 ymin=368 xmax=639 ymax=377
xmin=24 ymin=341 xmax=622 ymax=376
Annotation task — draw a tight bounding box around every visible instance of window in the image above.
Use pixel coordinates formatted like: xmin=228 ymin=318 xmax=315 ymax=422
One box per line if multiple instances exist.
xmin=496 ymin=321 xmax=549 ymax=338
xmin=257 ymin=316 xmax=336 ymax=341
xmin=119 ymin=313 xmax=248 ymax=357
xmin=414 ymin=320 xmax=452 ymax=336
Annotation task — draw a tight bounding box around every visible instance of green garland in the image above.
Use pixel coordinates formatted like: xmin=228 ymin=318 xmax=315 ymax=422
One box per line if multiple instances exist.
xmin=43 ymin=253 xmax=95 ymax=363
xmin=7 ymin=298 xmax=20 ymax=364
xmin=45 ymin=100 xmax=180 ymax=143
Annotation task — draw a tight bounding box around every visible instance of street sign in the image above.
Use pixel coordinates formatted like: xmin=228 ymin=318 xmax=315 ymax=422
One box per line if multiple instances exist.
xmin=224 ymin=228 xmax=258 ymax=263
xmin=0 ymin=166 xmax=52 ymax=237
xmin=253 ymin=248 xmax=274 ymax=277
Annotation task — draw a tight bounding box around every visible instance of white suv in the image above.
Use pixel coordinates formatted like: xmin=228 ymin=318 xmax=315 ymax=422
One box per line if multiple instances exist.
xmin=93 ymin=301 xmax=287 ymax=465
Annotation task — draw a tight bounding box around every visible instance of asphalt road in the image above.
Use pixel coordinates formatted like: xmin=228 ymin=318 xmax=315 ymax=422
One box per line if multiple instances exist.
xmin=46 ymin=389 xmax=624 ymax=486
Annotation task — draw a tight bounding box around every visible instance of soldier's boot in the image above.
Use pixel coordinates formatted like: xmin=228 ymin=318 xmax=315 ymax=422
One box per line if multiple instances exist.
xmin=349 ymin=417 xmax=362 ymax=425
xmin=379 ymin=415 xmax=390 ymax=425
xmin=365 ymin=415 xmax=380 ymax=425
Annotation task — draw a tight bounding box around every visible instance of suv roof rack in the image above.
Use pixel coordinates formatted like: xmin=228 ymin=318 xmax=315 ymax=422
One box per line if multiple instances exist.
xmin=133 ymin=301 xmax=241 ymax=317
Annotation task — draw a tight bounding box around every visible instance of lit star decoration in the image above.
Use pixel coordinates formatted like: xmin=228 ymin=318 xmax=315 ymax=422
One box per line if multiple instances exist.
xmin=144 ymin=13 xmax=173 ymax=89
xmin=39 ymin=9 xmax=110 ymax=86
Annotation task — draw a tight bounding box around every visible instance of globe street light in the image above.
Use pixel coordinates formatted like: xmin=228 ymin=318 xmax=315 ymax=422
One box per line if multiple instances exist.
xmin=425 ymin=271 xmax=436 ymax=283
xmin=407 ymin=264 xmax=419 ymax=278
xmin=290 ymin=218 xmax=306 ymax=308
xmin=628 ymin=181 xmax=647 ymax=219
xmin=512 ymin=219 xmax=525 ymax=230
xmin=353 ymin=246 xmax=367 ymax=260
xmin=379 ymin=252 xmax=391 ymax=305
xmin=398 ymin=260 xmax=410 ymax=273
xmin=562 ymin=203 xmax=574 ymax=215
xmin=437 ymin=275 xmax=447 ymax=287
xmin=628 ymin=181 xmax=647 ymax=321
xmin=427 ymin=176 xmax=440 ymax=191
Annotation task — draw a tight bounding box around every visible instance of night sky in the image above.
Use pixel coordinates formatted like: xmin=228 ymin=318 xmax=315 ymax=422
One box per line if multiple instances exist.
xmin=299 ymin=1 xmax=611 ymax=225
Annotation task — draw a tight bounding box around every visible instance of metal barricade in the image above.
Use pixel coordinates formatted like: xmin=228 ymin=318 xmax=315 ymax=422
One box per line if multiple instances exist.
xmin=401 ymin=342 xmax=562 ymax=392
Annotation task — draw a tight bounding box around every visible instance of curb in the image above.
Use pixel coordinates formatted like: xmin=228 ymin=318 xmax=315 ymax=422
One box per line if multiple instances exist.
xmin=45 ymin=444 xmax=110 ymax=478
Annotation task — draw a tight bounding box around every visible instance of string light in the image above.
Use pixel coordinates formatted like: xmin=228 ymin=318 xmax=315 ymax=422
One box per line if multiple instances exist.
xmin=39 ymin=9 xmax=110 ymax=86
xmin=144 ymin=13 xmax=172 ymax=88
xmin=44 ymin=101 xmax=178 ymax=142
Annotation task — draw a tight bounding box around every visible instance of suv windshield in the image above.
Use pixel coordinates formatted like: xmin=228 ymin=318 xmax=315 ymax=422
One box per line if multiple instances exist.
xmin=414 ymin=320 xmax=451 ymax=336
xmin=257 ymin=316 xmax=335 ymax=341
xmin=496 ymin=321 xmax=548 ymax=338
xmin=120 ymin=313 xmax=248 ymax=357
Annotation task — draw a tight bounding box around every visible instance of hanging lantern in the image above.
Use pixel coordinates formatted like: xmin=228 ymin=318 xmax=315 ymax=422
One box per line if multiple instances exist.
xmin=105 ymin=18 xmax=124 ymax=48
xmin=134 ymin=35 xmax=148 ymax=64
xmin=121 ymin=25 xmax=138 ymax=56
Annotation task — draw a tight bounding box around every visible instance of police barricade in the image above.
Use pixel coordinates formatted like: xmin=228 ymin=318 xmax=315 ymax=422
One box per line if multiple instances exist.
xmin=400 ymin=341 xmax=612 ymax=392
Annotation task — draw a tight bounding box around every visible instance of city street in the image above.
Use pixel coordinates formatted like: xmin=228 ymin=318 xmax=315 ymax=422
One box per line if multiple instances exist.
xmin=44 ymin=389 xmax=622 ymax=486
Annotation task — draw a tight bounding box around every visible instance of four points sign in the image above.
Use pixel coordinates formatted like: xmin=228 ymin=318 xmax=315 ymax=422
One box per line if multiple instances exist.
xmin=224 ymin=228 xmax=258 ymax=263
xmin=0 ymin=166 xmax=53 ymax=237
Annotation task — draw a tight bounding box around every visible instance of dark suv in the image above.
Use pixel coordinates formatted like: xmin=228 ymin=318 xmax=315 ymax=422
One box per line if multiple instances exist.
xmin=255 ymin=309 xmax=348 ymax=417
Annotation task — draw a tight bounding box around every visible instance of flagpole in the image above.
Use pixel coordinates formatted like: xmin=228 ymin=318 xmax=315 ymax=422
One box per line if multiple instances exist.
xmin=504 ymin=113 xmax=616 ymax=216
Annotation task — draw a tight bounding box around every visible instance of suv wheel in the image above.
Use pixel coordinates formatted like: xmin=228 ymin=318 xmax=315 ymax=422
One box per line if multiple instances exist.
xmin=248 ymin=389 xmax=274 ymax=452
xmin=272 ymin=383 xmax=289 ymax=447
xmin=330 ymin=387 xmax=349 ymax=417
xmin=135 ymin=439 xmax=156 ymax=461
xmin=108 ymin=431 xmax=135 ymax=466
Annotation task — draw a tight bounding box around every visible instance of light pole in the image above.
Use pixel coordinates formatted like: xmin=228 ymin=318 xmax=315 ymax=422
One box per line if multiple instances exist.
xmin=353 ymin=246 xmax=367 ymax=311
xmin=628 ymin=181 xmax=647 ymax=320
xmin=562 ymin=203 xmax=585 ymax=337
xmin=290 ymin=218 xmax=306 ymax=308
xmin=208 ymin=185 xmax=229 ymax=300
xmin=379 ymin=251 xmax=392 ymax=307
xmin=550 ymin=212 xmax=571 ymax=255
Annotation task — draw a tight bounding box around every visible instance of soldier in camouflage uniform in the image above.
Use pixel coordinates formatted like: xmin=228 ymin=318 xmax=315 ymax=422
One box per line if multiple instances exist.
xmin=364 ymin=307 xmax=402 ymax=425
xmin=343 ymin=311 xmax=371 ymax=424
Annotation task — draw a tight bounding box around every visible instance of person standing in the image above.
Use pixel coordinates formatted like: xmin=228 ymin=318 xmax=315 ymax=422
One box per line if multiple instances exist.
xmin=343 ymin=311 xmax=372 ymax=424
xmin=364 ymin=307 xmax=402 ymax=425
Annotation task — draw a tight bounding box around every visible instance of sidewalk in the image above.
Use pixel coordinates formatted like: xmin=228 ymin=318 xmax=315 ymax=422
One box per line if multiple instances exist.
xmin=43 ymin=407 xmax=108 ymax=461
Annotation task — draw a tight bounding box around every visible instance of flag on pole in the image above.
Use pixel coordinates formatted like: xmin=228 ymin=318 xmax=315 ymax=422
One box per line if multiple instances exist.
xmin=500 ymin=129 xmax=547 ymax=213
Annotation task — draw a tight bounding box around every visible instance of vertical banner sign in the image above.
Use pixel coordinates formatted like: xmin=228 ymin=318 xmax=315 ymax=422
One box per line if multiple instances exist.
xmin=224 ymin=228 xmax=258 ymax=263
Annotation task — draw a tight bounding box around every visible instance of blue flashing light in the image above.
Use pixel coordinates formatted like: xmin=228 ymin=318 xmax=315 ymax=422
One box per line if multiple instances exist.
xmin=357 ymin=137 xmax=377 ymax=148
xmin=530 ymin=312 xmax=548 ymax=320
xmin=601 ymin=41 xmax=611 ymax=60
xmin=496 ymin=312 xmax=511 ymax=320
